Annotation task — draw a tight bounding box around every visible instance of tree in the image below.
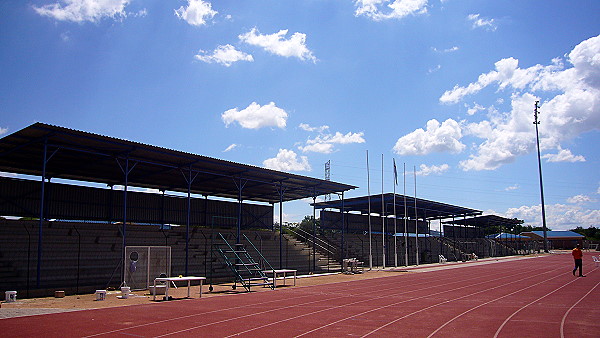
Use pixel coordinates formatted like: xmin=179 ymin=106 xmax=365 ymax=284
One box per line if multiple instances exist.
xmin=570 ymin=226 xmax=600 ymax=242
xmin=291 ymin=216 xmax=320 ymax=242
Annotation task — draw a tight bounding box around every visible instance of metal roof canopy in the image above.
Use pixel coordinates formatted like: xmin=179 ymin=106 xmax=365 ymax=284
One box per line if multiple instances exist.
xmin=443 ymin=215 xmax=523 ymax=228
xmin=312 ymin=193 xmax=481 ymax=220
xmin=0 ymin=123 xmax=356 ymax=203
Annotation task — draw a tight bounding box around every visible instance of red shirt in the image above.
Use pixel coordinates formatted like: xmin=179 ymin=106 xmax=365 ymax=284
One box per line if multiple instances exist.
xmin=572 ymin=247 xmax=583 ymax=260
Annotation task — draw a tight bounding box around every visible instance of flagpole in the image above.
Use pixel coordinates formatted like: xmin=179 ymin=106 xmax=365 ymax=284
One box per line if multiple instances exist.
xmin=393 ymin=159 xmax=398 ymax=268
xmin=367 ymin=150 xmax=372 ymax=270
xmin=403 ymin=163 xmax=408 ymax=266
xmin=414 ymin=165 xmax=419 ymax=266
xmin=381 ymin=154 xmax=385 ymax=269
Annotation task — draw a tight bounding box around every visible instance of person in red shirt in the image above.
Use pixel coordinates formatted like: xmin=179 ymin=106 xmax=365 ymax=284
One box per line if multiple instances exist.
xmin=572 ymin=244 xmax=585 ymax=277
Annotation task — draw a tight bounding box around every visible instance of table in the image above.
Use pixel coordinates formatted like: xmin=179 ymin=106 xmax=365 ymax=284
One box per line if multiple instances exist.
xmin=263 ymin=269 xmax=297 ymax=287
xmin=153 ymin=276 xmax=206 ymax=301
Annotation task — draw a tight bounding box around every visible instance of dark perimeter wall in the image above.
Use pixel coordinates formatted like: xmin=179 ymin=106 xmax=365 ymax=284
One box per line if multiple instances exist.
xmin=0 ymin=176 xmax=272 ymax=229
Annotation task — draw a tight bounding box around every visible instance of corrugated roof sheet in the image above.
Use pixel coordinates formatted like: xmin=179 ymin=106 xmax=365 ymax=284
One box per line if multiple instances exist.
xmin=524 ymin=230 xmax=584 ymax=239
xmin=312 ymin=193 xmax=481 ymax=220
xmin=0 ymin=123 xmax=356 ymax=203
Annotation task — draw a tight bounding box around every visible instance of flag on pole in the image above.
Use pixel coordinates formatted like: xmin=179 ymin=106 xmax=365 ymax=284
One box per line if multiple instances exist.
xmin=393 ymin=158 xmax=398 ymax=186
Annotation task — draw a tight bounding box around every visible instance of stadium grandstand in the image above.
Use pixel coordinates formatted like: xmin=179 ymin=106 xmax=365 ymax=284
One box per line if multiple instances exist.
xmin=0 ymin=123 xmax=536 ymax=299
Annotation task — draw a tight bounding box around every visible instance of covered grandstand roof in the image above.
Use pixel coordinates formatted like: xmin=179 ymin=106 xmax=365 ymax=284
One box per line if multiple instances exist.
xmin=443 ymin=215 xmax=523 ymax=228
xmin=486 ymin=233 xmax=531 ymax=240
xmin=312 ymin=193 xmax=481 ymax=220
xmin=0 ymin=123 xmax=356 ymax=203
xmin=521 ymin=231 xmax=584 ymax=239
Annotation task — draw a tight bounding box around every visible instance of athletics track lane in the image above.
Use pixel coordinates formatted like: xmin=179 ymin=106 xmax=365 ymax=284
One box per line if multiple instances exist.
xmin=1 ymin=253 xmax=597 ymax=337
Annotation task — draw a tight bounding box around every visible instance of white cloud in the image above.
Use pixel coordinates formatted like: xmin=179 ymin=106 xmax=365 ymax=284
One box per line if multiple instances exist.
xmin=567 ymin=194 xmax=594 ymax=204
xmin=33 ymin=0 xmax=130 ymax=23
xmin=299 ymin=131 xmax=365 ymax=154
xmin=432 ymin=46 xmax=459 ymax=53
xmin=467 ymin=14 xmax=497 ymax=31
xmin=239 ymin=28 xmax=317 ymax=62
xmin=466 ymin=102 xmax=485 ymax=116
xmin=223 ymin=144 xmax=237 ymax=152
xmin=354 ymin=0 xmax=428 ymax=21
xmin=441 ymin=34 xmax=600 ymax=171
xmin=0 ymin=127 xmax=7 ymax=135
xmin=542 ymin=147 xmax=585 ymax=163
xmin=263 ymin=149 xmax=311 ymax=172
xmin=194 ymin=44 xmax=253 ymax=67
xmin=504 ymin=184 xmax=519 ymax=191
xmin=222 ymin=102 xmax=288 ymax=129
xmin=174 ymin=0 xmax=217 ymax=26
xmin=131 ymin=8 xmax=147 ymax=18
xmin=415 ymin=163 xmax=449 ymax=176
xmin=393 ymin=118 xmax=465 ymax=155
xmin=440 ymin=57 xmax=548 ymax=104
xmin=428 ymin=64 xmax=441 ymax=74
xmin=504 ymin=203 xmax=600 ymax=230
xmin=299 ymin=123 xmax=329 ymax=133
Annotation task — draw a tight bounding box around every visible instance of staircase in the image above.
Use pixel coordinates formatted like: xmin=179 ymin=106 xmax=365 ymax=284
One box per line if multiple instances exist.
xmin=213 ymin=233 xmax=274 ymax=292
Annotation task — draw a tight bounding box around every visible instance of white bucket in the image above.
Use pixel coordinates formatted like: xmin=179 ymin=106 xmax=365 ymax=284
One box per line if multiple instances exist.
xmin=5 ymin=291 xmax=17 ymax=302
xmin=95 ymin=290 xmax=106 ymax=301
xmin=121 ymin=286 xmax=130 ymax=299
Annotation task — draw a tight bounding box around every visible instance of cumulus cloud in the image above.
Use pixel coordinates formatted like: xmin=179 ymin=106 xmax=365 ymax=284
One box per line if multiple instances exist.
xmin=0 ymin=127 xmax=7 ymax=135
xmin=299 ymin=123 xmax=329 ymax=133
xmin=354 ymin=0 xmax=428 ymax=21
xmin=504 ymin=184 xmax=519 ymax=191
xmin=467 ymin=14 xmax=497 ymax=31
xmin=393 ymin=118 xmax=465 ymax=155
xmin=504 ymin=203 xmax=600 ymax=230
xmin=263 ymin=149 xmax=311 ymax=172
xmin=299 ymin=131 xmax=365 ymax=154
xmin=239 ymin=28 xmax=316 ymax=62
xmin=542 ymin=147 xmax=585 ymax=163
xmin=567 ymin=194 xmax=595 ymax=204
xmin=222 ymin=102 xmax=288 ymax=129
xmin=440 ymin=34 xmax=600 ymax=171
xmin=33 ymin=0 xmax=130 ymax=22
xmin=194 ymin=44 xmax=253 ymax=67
xmin=415 ymin=163 xmax=449 ymax=176
xmin=223 ymin=144 xmax=237 ymax=152
xmin=466 ymin=102 xmax=485 ymax=116
xmin=175 ymin=0 xmax=217 ymax=26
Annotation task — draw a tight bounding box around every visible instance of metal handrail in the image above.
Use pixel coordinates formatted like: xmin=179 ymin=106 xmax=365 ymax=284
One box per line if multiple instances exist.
xmin=217 ymin=232 xmax=254 ymax=276
xmin=242 ymin=233 xmax=275 ymax=272
xmin=288 ymin=227 xmax=336 ymax=256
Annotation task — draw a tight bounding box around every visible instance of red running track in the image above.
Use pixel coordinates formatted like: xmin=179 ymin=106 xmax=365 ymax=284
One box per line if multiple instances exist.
xmin=1 ymin=253 xmax=598 ymax=337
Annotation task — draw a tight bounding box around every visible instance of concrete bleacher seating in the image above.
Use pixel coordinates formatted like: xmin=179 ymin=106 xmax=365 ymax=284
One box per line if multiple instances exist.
xmin=0 ymin=219 xmax=341 ymax=297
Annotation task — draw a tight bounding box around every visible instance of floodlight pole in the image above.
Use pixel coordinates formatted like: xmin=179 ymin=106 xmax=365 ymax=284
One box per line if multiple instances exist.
xmin=533 ymin=101 xmax=549 ymax=253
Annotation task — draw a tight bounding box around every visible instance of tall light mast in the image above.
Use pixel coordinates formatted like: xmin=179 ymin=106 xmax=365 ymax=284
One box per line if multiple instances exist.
xmin=534 ymin=101 xmax=549 ymax=252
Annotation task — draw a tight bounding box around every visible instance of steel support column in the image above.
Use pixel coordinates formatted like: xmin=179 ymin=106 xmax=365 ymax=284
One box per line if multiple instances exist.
xmin=116 ymin=156 xmax=137 ymax=285
xmin=276 ymin=182 xmax=286 ymax=269
xmin=312 ymin=194 xmax=317 ymax=273
xmin=182 ymin=166 xmax=199 ymax=276
xmin=36 ymin=139 xmax=59 ymax=288
xmin=341 ymin=192 xmax=345 ymax=263
xmin=36 ymin=138 xmax=48 ymax=288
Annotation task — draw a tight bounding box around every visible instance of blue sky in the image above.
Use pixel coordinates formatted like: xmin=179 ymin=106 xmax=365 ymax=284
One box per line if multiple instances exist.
xmin=1 ymin=0 xmax=599 ymax=230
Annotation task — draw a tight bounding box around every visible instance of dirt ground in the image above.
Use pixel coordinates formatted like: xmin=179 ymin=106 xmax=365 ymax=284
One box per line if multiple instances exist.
xmin=0 ymin=255 xmax=545 ymax=319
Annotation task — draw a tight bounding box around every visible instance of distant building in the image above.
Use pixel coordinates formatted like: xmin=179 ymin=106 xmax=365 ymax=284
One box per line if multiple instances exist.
xmin=520 ymin=231 xmax=584 ymax=249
